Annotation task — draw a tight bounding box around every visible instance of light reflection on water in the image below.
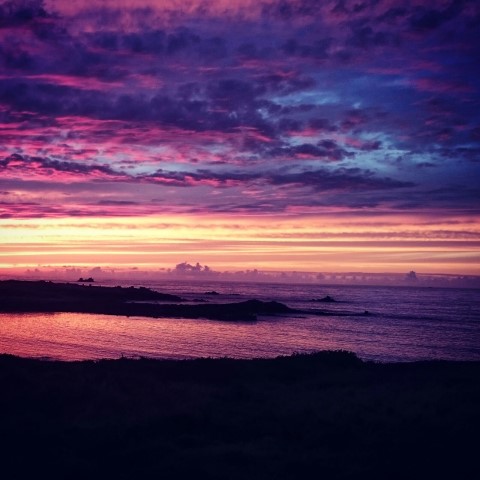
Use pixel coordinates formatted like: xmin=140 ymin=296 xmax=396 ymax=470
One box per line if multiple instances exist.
xmin=0 ymin=312 xmax=340 ymax=361
xmin=0 ymin=283 xmax=479 ymax=362
xmin=0 ymin=310 xmax=477 ymax=363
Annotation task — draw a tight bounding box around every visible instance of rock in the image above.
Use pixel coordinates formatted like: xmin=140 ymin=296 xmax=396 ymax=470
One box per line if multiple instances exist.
xmin=312 ymin=295 xmax=336 ymax=303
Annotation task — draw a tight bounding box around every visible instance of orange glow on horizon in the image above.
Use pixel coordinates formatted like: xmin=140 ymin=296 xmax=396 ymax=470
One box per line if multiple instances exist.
xmin=1 ymin=213 xmax=479 ymax=276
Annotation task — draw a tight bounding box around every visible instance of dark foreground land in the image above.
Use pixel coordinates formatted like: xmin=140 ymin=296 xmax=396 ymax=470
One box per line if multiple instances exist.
xmin=1 ymin=352 xmax=479 ymax=480
xmin=0 ymin=280 xmax=295 ymax=321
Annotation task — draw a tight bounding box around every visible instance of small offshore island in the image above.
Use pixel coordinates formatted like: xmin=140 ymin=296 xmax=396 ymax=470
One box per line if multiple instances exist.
xmin=0 ymin=280 xmax=296 ymax=321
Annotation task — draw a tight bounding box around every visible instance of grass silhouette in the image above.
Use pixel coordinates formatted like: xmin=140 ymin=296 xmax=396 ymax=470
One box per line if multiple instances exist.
xmin=0 ymin=351 xmax=478 ymax=479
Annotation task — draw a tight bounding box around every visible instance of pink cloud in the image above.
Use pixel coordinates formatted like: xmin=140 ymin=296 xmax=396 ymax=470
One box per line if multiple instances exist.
xmin=413 ymin=78 xmax=474 ymax=94
xmin=0 ymin=154 xmax=126 ymax=182
xmin=24 ymin=74 xmax=124 ymax=91
xmin=47 ymin=0 xmax=277 ymax=18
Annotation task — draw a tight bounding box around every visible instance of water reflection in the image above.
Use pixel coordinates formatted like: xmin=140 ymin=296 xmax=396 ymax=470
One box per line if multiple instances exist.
xmin=0 ymin=308 xmax=478 ymax=362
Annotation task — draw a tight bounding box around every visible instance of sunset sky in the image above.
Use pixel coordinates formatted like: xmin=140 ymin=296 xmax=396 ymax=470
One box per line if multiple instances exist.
xmin=1 ymin=0 xmax=479 ymax=275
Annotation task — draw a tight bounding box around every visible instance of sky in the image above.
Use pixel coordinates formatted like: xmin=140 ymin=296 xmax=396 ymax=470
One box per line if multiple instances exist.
xmin=0 ymin=0 xmax=479 ymax=276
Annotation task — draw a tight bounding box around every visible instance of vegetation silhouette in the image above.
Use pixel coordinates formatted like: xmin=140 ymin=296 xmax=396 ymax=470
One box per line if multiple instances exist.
xmin=0 ymin=352 xmax=478 ymax=479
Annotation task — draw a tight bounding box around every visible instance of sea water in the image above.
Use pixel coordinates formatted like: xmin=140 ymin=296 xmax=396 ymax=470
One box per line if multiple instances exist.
xmin=0 ymin=281 xmax=478 ymax=362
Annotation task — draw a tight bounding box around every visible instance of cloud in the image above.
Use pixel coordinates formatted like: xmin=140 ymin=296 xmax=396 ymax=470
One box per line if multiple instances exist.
xmin=0 ymin=153 xmax=126 ymax=181
xmin=408 ymin=2 xmax=465 ymax=32
xmin=144 ymin=165 xmax=413 ymax=194
xmin=0 ymin=0 xmax=477 ymax=229
xmin=0 ymin=0 xmax=49 ymax=26
xmin=266 ymin=141 xmax=351 ymax=161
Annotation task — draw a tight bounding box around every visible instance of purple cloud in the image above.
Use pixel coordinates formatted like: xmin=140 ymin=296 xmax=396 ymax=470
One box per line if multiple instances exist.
xmin=0 ymin=0 xmax=478 ymax=224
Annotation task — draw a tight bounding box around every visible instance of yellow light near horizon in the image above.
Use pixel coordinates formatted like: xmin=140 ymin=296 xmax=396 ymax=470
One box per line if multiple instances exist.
xmin=1 ymin=213 xmax=479 ymax=275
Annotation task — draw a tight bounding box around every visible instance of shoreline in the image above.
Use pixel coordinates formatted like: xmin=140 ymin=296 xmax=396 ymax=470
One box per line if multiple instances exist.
xmin=0 ymin=279 xmax=304 ymax=321
xmin=2 ymin=348 xmax=480 ymax=365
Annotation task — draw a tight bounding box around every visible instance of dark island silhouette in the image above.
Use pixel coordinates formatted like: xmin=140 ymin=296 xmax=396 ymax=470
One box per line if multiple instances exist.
xmin=0 ymin=280 xmax=298 ymax=321
xmin=77 ymin=276 xmax=95 ymax=282
xmin=311 ymin=295 xmax=337 ymax=302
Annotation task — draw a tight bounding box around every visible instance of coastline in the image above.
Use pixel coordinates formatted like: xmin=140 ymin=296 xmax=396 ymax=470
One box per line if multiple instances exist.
xmin=1 ymin=351 xmax=479 ymax=479
xmin=0 ymin=279 xmax=300 ymax=321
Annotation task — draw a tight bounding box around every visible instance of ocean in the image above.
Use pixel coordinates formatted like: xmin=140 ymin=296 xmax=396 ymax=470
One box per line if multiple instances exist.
xmin=0 ymin=280 xmax=479 ymax=362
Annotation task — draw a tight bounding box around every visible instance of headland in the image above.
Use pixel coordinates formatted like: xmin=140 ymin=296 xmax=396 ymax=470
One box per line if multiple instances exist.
xmin=0 ymin=280 xmax=296 ymax=321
